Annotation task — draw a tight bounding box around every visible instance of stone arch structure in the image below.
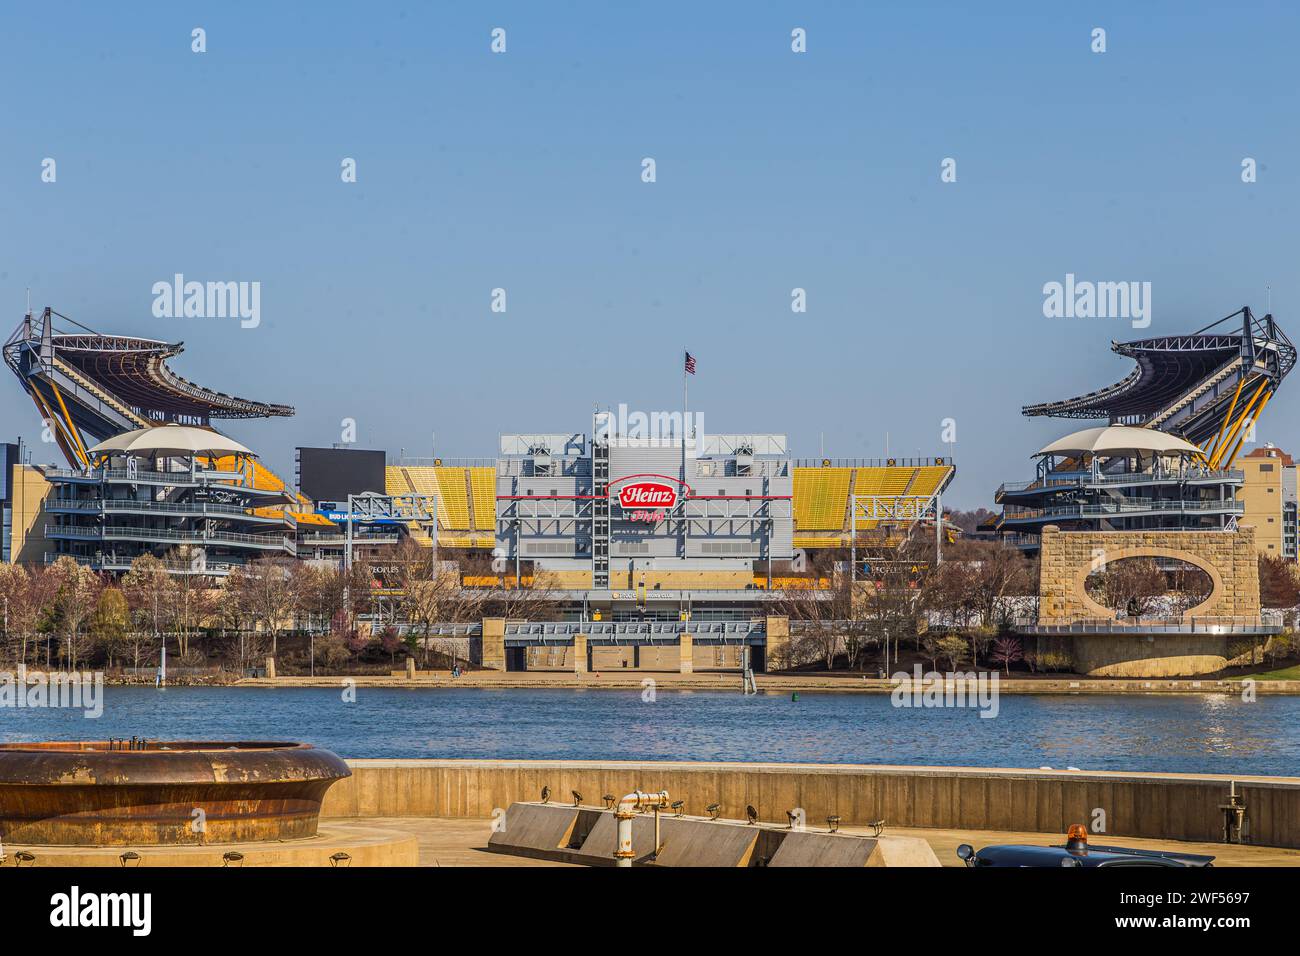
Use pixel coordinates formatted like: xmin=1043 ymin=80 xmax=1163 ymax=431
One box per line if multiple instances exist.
xmin=1070 ymin=546 xmax=1223 ymax=622
xmin=1038 ymin=525 xmax=1260 ymax=624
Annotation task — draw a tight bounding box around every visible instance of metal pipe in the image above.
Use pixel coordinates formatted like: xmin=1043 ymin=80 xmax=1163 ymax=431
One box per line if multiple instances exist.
xmin=614 ymin=789 xmax=668 ymax=867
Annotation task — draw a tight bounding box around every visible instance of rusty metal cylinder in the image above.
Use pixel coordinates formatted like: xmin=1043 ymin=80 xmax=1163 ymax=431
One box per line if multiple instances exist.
xmin=0 ymin=741 xmax=351 ymax=846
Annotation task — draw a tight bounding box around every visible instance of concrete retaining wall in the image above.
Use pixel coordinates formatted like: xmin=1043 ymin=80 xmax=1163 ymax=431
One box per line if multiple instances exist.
xmin=1067 ymin=633 xmax=1236 ymax=677
xmin=322 ymin=759 xmax=1300 ymax=849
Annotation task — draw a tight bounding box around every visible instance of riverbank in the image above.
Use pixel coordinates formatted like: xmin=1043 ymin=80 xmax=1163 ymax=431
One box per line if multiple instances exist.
xmin=234 ymin=669 xmax=1300 ymax=694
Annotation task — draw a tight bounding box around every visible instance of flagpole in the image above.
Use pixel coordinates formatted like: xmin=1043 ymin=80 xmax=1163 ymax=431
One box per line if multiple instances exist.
xmin=682 ymin=348 xmax=688 ymax=479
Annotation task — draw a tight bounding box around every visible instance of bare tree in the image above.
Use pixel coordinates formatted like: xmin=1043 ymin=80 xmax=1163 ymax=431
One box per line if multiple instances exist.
xmin=162 ymin=546 xmax=216 ymax=662
xmin=92 ymin=587 xmax=131 ymax=669
xmin=1086 ymin=557 xmax=1166 ymax=619
xmin=289 ymin=563 xmax=329 ymax=635
xmin=1259 ymin=555 xmax=1300 ymax=611
xmin=0 ymin=563 xmax=55 ymax=667
xmin=924 ymin=539 xmax=1034 ymax=666
xmin=859 ymin=551 xmax=928 ymax=673
xmin=233 ymin=556 xmax=298 ymax=656
xmin=990 ymin=636 xmax=1024 ymax=675
xmin=487 ymin=575 xmax=560 ymax=623
xmin=1166 ymin=560 xmax=1214 ymax=617
xmin=122 ymin=554 xmax=173 ymax=668
xmin=944 ymin=508 xmax=998 ymax=535
xmin=48 ymin=556 xmax=101 ymax=671
xmin=217 ymin=565 xmax=268 ymax=671
xmin=391 ymin=539 xmax=487 ymax=664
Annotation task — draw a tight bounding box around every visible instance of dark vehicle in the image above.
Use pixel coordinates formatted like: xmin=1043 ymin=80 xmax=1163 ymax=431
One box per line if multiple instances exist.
xmin=957 ymin=825 xmax=1215 ymax=868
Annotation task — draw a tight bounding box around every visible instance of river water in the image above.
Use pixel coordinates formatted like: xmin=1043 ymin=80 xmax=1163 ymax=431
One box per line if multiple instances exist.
xmin=1 ymin=686 xmax=1297 ymax=776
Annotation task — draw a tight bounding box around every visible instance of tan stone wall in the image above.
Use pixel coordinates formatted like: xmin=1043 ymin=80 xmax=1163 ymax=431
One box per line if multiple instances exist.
xmin=606 ymin=569 xmax=753 ymax=590
xmin=480 ymin=618 xmax=506 ymax=670
xmin=9 ymin=464 xmax=50 ymax=563
xmin=572 ymin=634 xmax=588 ymax=674
xmin=765 ymin=615 xmax=790 ymax=670
xmin=323 ymin=759 xmax=1300 ymax=849
xmin=1068 ymin=633 xmax=1232 ymax=677
xmin=1038 ymin=525 xmax=1261 ymax=623
xmin=533 ymin=645 xmax=744 ymax=671
xmin=1239 ymin=458 xmax=1285 ymax=555
xmin=531 ymin=569 xmax=592 ymax=589
xmin=526 ymin=644 xmax=574 ymax=669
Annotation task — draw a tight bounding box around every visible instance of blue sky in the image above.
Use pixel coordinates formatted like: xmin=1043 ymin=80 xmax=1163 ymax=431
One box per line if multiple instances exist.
xmin=2 ymin=1 xmax=1298 ymax=507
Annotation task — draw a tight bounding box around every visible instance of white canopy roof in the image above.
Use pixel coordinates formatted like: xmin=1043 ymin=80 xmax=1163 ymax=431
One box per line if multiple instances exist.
xmin=1035 ymin=425 xmax=1202 ymax=459
xmin=86 ymin=424 xmax=254 ymax=459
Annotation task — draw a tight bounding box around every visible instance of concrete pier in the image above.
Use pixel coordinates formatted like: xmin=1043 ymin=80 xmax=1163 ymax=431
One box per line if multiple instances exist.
xmin=321 ymin=759 xmax=1300 ymax=849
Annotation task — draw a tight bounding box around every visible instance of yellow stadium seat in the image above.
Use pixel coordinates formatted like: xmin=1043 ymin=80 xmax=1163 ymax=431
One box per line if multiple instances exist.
xmin=434 ymin=467 xmax=471 ymax=529
xmin=910 ymin=465 xmax=953 ymax=498
xmin=878 ymin=467 xmax=916 ymax=496
xmin=385 ymin=465 xmax=414 ymax=495
xmin=792 ymin=467 xmax=852 ymax=531
xmin=470 ymin=467 xmax=496 ymax=530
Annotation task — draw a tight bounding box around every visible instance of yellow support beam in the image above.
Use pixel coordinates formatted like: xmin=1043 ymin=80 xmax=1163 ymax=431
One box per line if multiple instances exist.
xmin=1204 ymin=375 xmax=1247 ymax=461
xmin=1209 ymin=380 xmax=1267 ymax=469
xmin=48 ymin=381 xmax=90 ymax=467
xmin=29 ymin=390 xmax=76 ymax=467
xmin=1224 ymin=388 xmax=1274 ymax=469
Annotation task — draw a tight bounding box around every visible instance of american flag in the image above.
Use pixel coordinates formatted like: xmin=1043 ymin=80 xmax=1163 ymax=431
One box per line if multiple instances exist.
xmin=684 ymin=351 xmax=696 ymax=375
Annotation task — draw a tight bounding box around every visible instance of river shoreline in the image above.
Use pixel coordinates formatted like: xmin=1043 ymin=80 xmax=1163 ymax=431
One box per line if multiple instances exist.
xmin=228 ymin=671 xmax=1300 ymax=694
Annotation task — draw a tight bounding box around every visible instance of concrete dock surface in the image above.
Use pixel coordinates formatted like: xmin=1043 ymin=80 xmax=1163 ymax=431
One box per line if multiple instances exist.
xmin=355 ymin=816 xmax=1300 ymax=867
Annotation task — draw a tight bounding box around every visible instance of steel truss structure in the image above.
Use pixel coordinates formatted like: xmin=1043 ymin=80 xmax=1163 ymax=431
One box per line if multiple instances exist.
xmin=4 ymin=307 xmax=292 ymax=467
xmin=1022 ymin=307 xmax=1295 ymax=466
xmin=849 ymin=488 xmax=945 ymax=581
xmin=343 ymin=493 xmax=437 ymax=572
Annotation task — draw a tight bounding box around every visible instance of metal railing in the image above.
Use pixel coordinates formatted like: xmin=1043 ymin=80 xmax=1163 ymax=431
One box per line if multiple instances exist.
xmin=503 ymin=620 xmax=765 ymax=640
xmin=46 ymin=524 xmax=294 ymax=550
xmin=1001 ymin=499 xmax=1243 ymax=522
xmin=46 ymin=498 xmax=278 ymax=520
xmin=1015 ymin=611 xmax=1283 ymax=633
xmin=300 ymin=533 xmax=400 ymax=545
xmin=794 ymin=457 xmax=950 ymax=469
xmin=392 ymin=457 xmax=497 ymax=468
xmin=997 ymin=468 xmax=1243 ymax=498
xmin=44 ymin=553 xmax=241 ymax=574
xmin=42 ymin=466 xmax=249 ymax=486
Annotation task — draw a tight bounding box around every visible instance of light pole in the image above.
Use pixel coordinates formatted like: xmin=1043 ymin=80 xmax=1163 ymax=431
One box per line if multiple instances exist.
xmin=934 ymin=488 xmax=943 ymax=564
xmin=850 ymin=494 xmax=859 ymax=585
xmin=154 ymin=586 xmax=165 ymax=688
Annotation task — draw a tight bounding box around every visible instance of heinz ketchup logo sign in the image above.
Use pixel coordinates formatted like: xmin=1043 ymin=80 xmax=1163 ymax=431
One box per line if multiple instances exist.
xmin=619 ymin=481 xmax=677 ymax=509
xmin=613 ymin=475 xmax=688 ymax=512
